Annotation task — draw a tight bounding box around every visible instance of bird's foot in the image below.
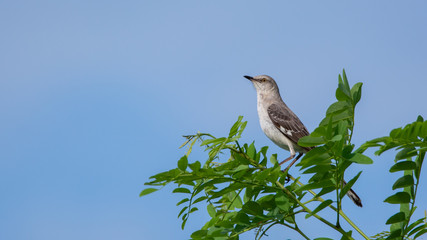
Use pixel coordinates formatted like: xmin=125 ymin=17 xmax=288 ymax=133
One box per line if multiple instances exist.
xmin=284 ymin=174 xmax=291 ymax=184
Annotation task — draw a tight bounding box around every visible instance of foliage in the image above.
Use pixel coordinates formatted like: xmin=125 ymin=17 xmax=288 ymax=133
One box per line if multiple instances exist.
xmin=141 ymin=70 xmax=426 ymax=240
xmin=360 ymin=116 xmax=427 ymax=240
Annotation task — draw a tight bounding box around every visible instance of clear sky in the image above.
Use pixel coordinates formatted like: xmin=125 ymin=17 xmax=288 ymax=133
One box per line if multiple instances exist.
xmin=1 ymin=1 xmax=426 ymax=239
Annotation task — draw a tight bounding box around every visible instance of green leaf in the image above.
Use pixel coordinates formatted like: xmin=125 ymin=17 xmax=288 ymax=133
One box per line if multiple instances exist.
xmin=384 ymin=192 xmax=411 ymax=204
xmin=336 ymin=72 xmax=352 ymax=101
xmin=395 ymin=147 xmax=417 ymax=161
xmin=210 ymin=183 xmax=243 ymax=199
xmin=201 ymin=137 xmax=226 ymax=146
xmin=408 ymin=224 xmax=427 ymax=237
xmin=389 ymin=127 xmax=402 ymax=139
xmin=406 ymin=217 xmax=426 ymax=236
xmin=316 ymin=187 xmax=336 ymax=198
xmin=326 ymin=101 xmax=351 ymax=115
xmin=189 ymin=207 xmax=198 ymax=213
xmin=275 ymin=193 xmax=290 ymax=212
xmin=230 ymin=193 xmax=243 ymax=209
xmin=340 ymin=171 xmax=362 ymax=199
xmin=337 ymin=120 xmax=348 ymax=136
xmin=421 ymin=121 xmax=427 ymax=138
xmin=178 ymin=206 xmax=188 ymax=218
xmin=336 ymin=73 xmax=351 ymax=101
xmin=139 ymin=188 xmax=158 ymax=197
xmin=414 ymin=229 xmax=427 ymax=239
xmin=302 ymin=165 xmax=332 ymax=174
xmin=297 ymin=180 xmax=335 ymax=192
xmin=325 ymin=116 xmax=333 ymax=140
xmin=236 ymin=212 xmax=250 ymax=225
xmin=192 ymin=196 xmax=208 ymax=205
xmin=306 ymin=199 xmax=333 ymax=219
xmin=242 ymin=201 xmax=263 ymax=216
xmin=311 ymin=126 xmax=327 ymax=137
xmin=260 ymin=146 xmax=269 ymax=166
xmin=330 ymin=135 xmax=343 ymax=142
xmin=320 ymin=110 xmax=353 ymax=126
xmin=188 ymin=161 xmax=201 ymax=172
xmin=349 ymin=153 xmax=373 ymax=164
xmin=387 ymin=229 xmax=402 ymax=239
xmin=341 ymin=232 xmax=353 ymax=240
xmin=233 ymin=151 xmax=251 ymax=165
xmin=177 ymin=155 xmax=188 ymax=171
xmin=298 ymin=136 xmax=326 ymax=147
xmin=270 ymin=153 xmax=278 ymax=165
xmin=257 ymin=194 xmax=276 ymax=209
xmin=390 ymin=161 xmax=417 ymax=172
xmin=350 ymin=82 xmax=363 ymax=104
xmin=247 ymin=142 xmax=256 ymax=160
xmin=176 ymin=198 xmax=189 ymax=206
xmin=229 ymin=116 xmax=244 ymax=137
xmin=207 ymin=203 xmax=216 ymax=217
xmin=336 ymin=87 xmax=350 ymax=101
xmin=173 ymin=187 xmax=191 ymax=194
xmin=415 ymin=152 xmax=426 ymax=181
xmin=285 ymin=215 xmax=296 ymax=224
xmin=342 ymin=144 xmax=355 ymax=158
xmin=180 ymin=217 xmax=187 ymax=230
xmin=386 ymin=212 xmax=406 ymax=224
xmin=342 ymin=69 xmax=351 ymax=93
xmin=191 ymin=230 xmax=208 ymax=239
xmin=298 ymin=146 xmax=331 ymax=169
xmin=392 ymin=175 xmax=414 ymax=190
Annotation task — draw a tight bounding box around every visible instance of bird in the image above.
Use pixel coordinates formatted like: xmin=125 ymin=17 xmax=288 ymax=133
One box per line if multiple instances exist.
xmin=244 ymin=74 xmax=362 ymax=207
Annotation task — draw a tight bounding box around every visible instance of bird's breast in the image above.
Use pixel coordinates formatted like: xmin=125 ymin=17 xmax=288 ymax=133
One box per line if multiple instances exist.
xmin=257 ymin=100 xmax=291 ymax=151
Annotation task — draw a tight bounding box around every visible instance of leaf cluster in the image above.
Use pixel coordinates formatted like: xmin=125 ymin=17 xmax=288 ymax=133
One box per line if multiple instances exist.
xmin=141 ymin=70 xmax=426 ymax=240
xmin=361 ymin=116 xmax=427 ymax=240
xmin=296 ymin=70 xmax=372 ymax=227
xmin=143 ymin=116 xmax=309 ymax=239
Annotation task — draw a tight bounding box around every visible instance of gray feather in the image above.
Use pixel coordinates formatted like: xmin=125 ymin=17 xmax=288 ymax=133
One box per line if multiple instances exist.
xmin=267 ymin=103 xmax=311 ymax=151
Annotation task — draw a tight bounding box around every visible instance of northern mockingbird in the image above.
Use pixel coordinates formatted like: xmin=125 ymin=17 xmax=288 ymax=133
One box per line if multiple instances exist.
xmin=245 ymin=74 xmax=362 ymax=207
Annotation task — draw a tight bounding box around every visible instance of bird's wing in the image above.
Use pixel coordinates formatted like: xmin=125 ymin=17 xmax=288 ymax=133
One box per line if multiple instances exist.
xmin=267 ymin=103 xmax=310 ymax=148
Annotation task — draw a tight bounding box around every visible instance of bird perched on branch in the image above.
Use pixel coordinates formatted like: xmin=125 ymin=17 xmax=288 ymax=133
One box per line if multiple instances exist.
xmin=244 ymin=74 xmax=362 ymax=207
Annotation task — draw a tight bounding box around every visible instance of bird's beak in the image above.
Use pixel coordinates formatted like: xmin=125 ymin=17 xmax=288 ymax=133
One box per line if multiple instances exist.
xmin=244 ymin=75 xmax=254 ymax=81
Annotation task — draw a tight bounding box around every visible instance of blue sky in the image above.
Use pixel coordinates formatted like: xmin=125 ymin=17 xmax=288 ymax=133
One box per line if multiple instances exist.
xmin=1 ymin=1 xmax=426 ymax=239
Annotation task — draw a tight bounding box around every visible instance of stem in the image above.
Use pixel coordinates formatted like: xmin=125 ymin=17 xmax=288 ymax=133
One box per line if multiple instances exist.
xmin=290 ymin=175 xmax=370 ymax=240
xmin=402 ymin=150 xmax=425 ymax=237
xmin=184 ymin=181 xmax=204 ymax=221
xmin=232 ymin=141 xmax=367 ymax=239
xmin=221 ymin=189 xmax=243 ymax=220
xmin=229 ymin=220 xmax=274 ymax=238
xmin=228 ymin=145 xmax=266 ymax=170
xmin=302 ymin=198 xmax=318 ymax=205
xmin=335 ymin=159 xmax=341 ymax=228
xmin=256 ymin=222 xmax=278 ymax=240
xmin=275 ymin=181 xmax=354 ymax=239
xmin=257 ymin=222 xmax=310 ymax=240
xmin=348 ymin=103 xmax=356 ymax=143
xmin=288 ymin=224 xmax=311 ymax=240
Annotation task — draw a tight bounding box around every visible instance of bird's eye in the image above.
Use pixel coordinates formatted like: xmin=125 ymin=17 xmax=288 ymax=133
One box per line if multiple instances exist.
xmin=261 ymin=78 xmax=266 ymax=82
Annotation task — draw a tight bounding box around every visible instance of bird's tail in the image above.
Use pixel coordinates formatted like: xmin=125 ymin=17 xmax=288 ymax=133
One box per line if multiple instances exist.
xmin=343 ymin=180 xmax=363 ymax=207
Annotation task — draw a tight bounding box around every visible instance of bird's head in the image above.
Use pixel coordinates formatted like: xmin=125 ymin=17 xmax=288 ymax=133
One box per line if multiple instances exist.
xmin=244 ymin=75 xmax=280 ymax=95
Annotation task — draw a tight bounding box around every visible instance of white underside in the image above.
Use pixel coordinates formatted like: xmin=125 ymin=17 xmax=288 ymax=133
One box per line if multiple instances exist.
xmin=257 ymin=97 xmax=303 ymax=156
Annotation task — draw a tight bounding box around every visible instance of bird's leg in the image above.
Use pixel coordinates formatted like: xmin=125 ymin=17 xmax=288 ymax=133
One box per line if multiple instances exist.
xmin=279 ymin=144 xmax=296 ymax=165
xmin=283 ymin=153 xmax=303 ymax=172
xmin=278 ymin=154 xmax=295 ymax=165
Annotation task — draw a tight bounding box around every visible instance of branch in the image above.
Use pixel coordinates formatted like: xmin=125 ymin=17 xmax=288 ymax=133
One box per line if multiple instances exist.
xmin=290 ymin=175 xmax=370 ymax=240
xmin=275 ymin=181 xmax=354 ymax=239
